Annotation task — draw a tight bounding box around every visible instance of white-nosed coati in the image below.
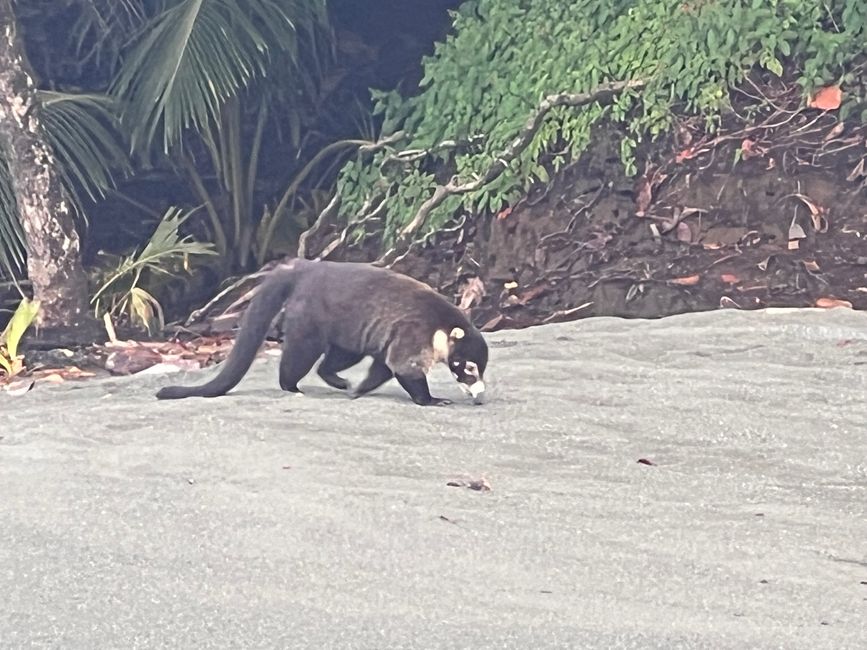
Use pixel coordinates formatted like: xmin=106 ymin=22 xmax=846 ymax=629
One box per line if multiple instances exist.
xmin=155 ymin=259 xmax=488 ymax=406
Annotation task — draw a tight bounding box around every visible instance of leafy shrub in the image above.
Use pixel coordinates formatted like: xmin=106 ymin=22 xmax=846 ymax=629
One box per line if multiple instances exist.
xmin=335 ymin=0 xmax=867 ymax=243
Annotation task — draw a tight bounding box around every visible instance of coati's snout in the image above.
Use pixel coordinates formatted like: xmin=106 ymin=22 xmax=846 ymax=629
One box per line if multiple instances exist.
xmin=445 ymin=327 xmax=488 ymax=404
xmin=451 ymin=359 xmax=486 ymax=403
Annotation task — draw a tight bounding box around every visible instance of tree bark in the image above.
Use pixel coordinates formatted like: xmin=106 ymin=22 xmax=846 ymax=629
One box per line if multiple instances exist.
xmin=0 ymin=2 xmax=91 ymax=329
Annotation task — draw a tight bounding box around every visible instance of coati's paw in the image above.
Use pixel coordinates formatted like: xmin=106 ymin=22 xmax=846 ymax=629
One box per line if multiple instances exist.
xmin=417 ymin=396 xmax=452 ymax=407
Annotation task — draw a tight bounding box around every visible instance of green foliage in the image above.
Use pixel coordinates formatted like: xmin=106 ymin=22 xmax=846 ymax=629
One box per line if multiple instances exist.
xmin=105 ymin=0 xmax=332 ymax=273
xmin=38 ymin=91 xmax=132 ymax=205
xmin=109 ymin=0 xmax=327 ymax=155
xmin=336 ymin=0 xmax=867 ymax=243
xmin=0 ymin=297 xmax=40 ymax=378
xmin=90 ymin=206 xmax=216 ymax=333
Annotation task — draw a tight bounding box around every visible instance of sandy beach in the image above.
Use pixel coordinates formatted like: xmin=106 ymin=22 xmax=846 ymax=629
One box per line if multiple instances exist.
xmin=2 ymin=308 xmax=866 ymax=649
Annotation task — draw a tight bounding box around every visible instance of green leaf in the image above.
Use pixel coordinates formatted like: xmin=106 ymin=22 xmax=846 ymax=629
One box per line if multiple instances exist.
xmin=0 ymin=297 xmax=40 ymax=375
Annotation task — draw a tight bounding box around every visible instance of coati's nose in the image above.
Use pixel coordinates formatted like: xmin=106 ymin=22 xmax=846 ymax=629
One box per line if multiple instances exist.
xmin=467 ymin=379 xmax=485 ymax=404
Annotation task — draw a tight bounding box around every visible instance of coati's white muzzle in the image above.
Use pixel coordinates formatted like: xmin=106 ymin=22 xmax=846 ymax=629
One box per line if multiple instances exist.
xmin=457 ymin=378 xmax=486 ymax=404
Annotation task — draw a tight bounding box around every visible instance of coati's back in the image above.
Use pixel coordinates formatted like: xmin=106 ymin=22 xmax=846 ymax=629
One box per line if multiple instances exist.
xmin=292 ymin=261 xmax=471 ymax=353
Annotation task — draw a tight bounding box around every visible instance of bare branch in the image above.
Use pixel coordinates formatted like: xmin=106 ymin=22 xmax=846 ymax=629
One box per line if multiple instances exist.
xmin=296 ymin=192 xmax=340 ymax=259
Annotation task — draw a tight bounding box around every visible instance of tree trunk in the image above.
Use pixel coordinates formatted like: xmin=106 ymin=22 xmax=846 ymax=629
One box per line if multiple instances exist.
xmin=0 ymin=2 xmax=91 ymax=329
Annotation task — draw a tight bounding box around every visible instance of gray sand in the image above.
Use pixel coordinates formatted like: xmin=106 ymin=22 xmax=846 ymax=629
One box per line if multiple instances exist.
xmin=2 ymin=307 xmax=866 ymax=649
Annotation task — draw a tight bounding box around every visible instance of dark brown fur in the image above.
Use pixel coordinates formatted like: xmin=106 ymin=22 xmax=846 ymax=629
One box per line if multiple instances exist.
xmin=155 ymin=259 xmax=488 ymax=405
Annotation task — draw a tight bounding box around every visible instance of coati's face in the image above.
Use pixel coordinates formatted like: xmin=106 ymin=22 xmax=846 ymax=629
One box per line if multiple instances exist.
xmin=445 ymin=328 xmax=488 ymax=404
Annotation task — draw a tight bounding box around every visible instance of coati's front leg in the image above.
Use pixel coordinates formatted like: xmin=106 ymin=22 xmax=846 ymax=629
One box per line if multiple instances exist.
xmin=349 ymin=359 xmax=394 ymax=399
xmin=395 ymin=373 xmax=452 ymax=406
xmin=317 ymin=346 xmax=365 ymax=390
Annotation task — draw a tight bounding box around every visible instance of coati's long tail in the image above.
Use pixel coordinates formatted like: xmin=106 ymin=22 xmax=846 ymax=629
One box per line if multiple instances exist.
xmin=155 ymin=263 xmax=299 ymax=399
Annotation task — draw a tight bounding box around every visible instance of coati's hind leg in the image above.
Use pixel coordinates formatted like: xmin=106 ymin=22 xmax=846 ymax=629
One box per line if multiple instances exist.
xmin=317 ymin=346 xmax=365 ymax=390
xmin=395 ymin=372 xmax=452 ymax=407
xmin=349 ymin=359 xmax=394 ymax=399
xmin=279 ymin=331 xmax=325 ymax=393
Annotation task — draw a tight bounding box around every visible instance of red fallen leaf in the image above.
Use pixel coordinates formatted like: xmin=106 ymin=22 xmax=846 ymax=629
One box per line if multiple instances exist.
xmin=670 ymin=274 xmax=701 ymax=286
xmin=808 ymin=85 xmax=842 ymax=111
xmin=740 ymin=138 xmax=765 ymax=159
xmin=496 ymin=206 xmax=513 ymax=220
xmin=675 ymin=147 xmax=698 ymax=163
xmin=720 ymin=273 xmax=740 ymax=284
xmin=815 ymin=297 xmax=853 ymax=309
xmin=636 ymin=458 xmax=656 ymax=466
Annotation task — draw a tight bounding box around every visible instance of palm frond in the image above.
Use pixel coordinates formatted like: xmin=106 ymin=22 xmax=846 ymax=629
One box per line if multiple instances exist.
xmin=110 ymin=0 xmax=327 ymax=155
xmin=69 ymin=0 xmax=149 ymax=78
xmin=0 ymin=157 xmax=26 ymax=280
xmin=38 ymin=90 xmax=132 ymax=207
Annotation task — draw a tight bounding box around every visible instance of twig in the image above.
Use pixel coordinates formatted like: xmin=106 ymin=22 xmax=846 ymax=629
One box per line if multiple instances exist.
xmin=297 ymin=192 xmax=340 ymax=259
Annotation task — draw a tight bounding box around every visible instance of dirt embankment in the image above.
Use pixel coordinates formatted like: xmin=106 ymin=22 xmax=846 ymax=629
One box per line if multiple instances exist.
xmin=391 ymin=94 xmax=867 ymax=331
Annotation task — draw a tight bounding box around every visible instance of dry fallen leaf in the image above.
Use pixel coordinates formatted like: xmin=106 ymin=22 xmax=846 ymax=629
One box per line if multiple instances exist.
xmin=846 ymin=158 xmax=865 ymax=182
xmin=802 ymin=259 xmax=821 ymax=272
xmin=676 ymin=221 xmax=693 ymax=243
xmin=636 ymin=458 xmax=656 ymax=466
xmin=815 ymin=297 xmax=853 ymax=309
xmin=515 ymin=283 xmax=548 ymax=305
xmin=670 ymin=275 xmax=701 ymax=286
xmin=541 ymin=302 xmax=594 ymax=324
xmin=446 ymin=477 xmax=492 ymax=492
xmin=788 ymin=220 xmax=807 ymax=240
xmin=3 ymin=380 xmax=34 ymax=396
xmin=459 ymin=277 xmax=486 ymax=311
xmin=635 ymin=178 xmax=653 ymax=217
xmin=787 ymin=193 xmax=829 ymax=232
xmin=822 ymin=122 xmax=846 ymax=141
xmin=720 ymin=273 xmax=740 ymax=284
xmin=808 ymin=85 xmax=842 ymax=111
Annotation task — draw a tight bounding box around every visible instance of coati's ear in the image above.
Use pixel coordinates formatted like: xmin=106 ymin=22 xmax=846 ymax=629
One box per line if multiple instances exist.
xmin=449 ymin=327 xmax=465 ymax=340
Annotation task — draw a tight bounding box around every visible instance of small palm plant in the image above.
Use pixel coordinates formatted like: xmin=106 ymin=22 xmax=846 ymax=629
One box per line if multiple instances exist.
xmin=90 ymin=206 xmax=216 ymax=334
